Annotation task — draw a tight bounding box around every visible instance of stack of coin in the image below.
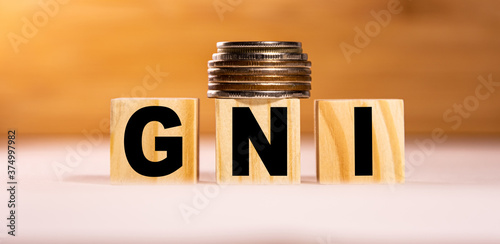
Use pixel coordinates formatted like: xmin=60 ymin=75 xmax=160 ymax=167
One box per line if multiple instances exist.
xmin=207 ymin=41 xmax=311 ymax=98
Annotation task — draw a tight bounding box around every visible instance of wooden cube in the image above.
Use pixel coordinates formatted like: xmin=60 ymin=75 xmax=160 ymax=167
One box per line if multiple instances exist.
xmin=216 ymin=99 xmax=300 ymax=184
xmin=315 ymin=99 xmax=404 ymax=183
xmin=110 ymin=98 xmax=198 ymax=184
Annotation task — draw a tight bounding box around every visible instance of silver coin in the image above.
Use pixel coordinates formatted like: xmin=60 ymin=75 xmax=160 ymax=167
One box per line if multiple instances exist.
xmin=207 ymin=90 xmax=310 ymax=99
xmin=208 ymin=67 xmax=311 ymax=76
xmin=209 ymin=75 xmax=311 ymax=82
xmin=208 ymin=60 xmax=311 ymax=68
xmin=208 ymin=82 xmax=311 ymax=91
xmin=217 ymin=47 xmax=302 ymax=53
xmin=217 ymin=41 xmax=301 ymax=49
xmin=208 ymin=41 xmax=311 ymax=99
xmin=213 ymin=52 xmax=308 ymax=61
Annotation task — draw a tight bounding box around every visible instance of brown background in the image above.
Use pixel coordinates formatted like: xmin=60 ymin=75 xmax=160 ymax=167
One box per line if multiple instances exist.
xmin=1 ymin=0 xmax=499 ymax=135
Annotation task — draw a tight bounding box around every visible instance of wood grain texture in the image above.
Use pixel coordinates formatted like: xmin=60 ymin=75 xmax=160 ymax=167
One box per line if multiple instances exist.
xmin=315 ymin=99 xmax=404 ymax=183
xmin=216 ymin=99 xmax=300 ymax=184
xmin=110 ymin=98 xmax=198 ymax=184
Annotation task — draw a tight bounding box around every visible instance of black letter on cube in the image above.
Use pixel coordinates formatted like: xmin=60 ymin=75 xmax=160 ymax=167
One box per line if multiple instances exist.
xmin=124 ymin=106 xmax=183 ymax=177
xmin=354 ymin=107 xmax=373 ymax=176
xmin=232 ymin=107 xmax=287 ymax=176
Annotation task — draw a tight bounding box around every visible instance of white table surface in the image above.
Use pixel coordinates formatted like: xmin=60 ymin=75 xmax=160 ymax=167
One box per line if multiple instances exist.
xmin=2 ymin=134 xmax=500 ymax=244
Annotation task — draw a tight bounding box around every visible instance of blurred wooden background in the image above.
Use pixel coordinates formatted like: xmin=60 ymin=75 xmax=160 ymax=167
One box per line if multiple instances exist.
xmin=0 ymin=0 xmax=499 ymax=135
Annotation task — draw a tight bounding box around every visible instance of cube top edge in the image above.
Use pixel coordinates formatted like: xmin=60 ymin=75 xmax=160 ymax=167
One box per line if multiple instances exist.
xmin=315 ymin=99 xmax=404 ymax=102
xmin=111 ymin=97 xmax=199 ymax=101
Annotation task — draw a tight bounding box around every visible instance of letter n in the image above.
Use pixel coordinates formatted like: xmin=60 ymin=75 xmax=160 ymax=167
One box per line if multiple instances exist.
xmin=232 ymin=107 xmax=287 ymax=176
